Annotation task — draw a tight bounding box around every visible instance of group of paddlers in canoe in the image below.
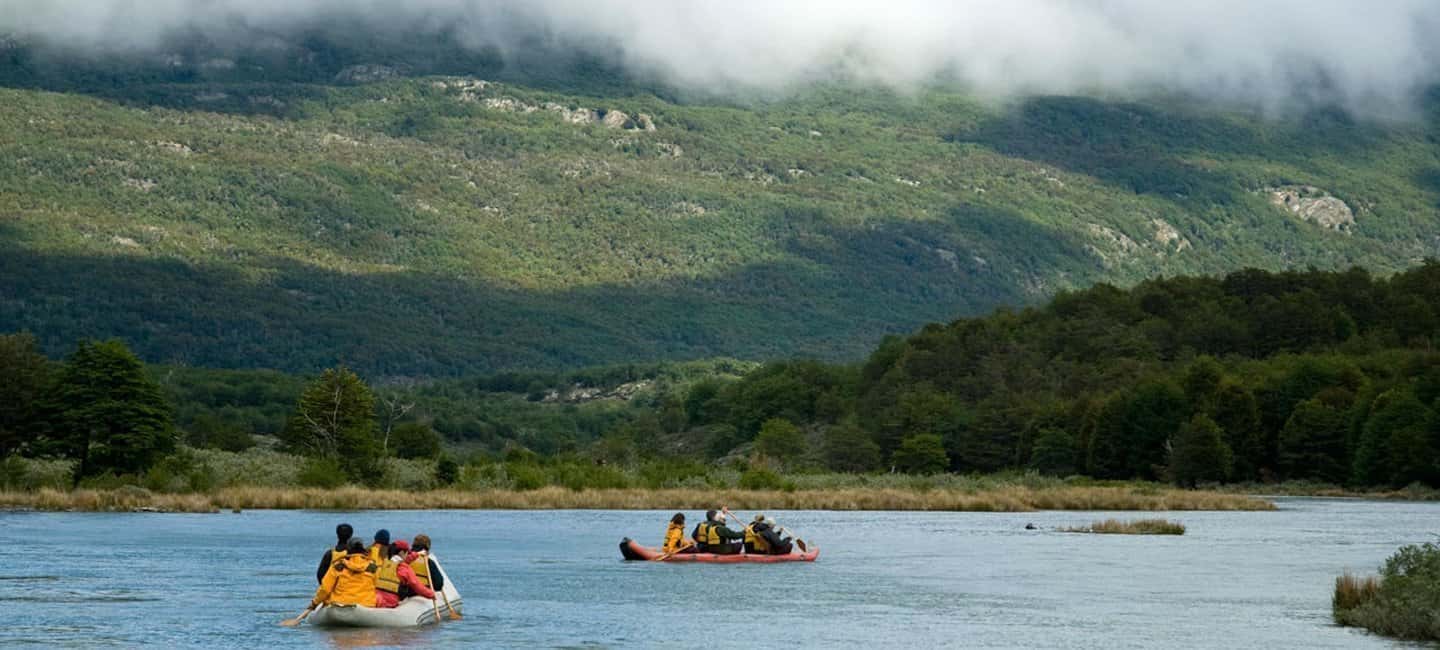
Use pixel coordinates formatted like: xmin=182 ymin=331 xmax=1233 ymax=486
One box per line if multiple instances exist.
xmin=620 ymin=506 xmax=819 ymax=562
xmin=281 ymin=523 xmax=463 ymax=628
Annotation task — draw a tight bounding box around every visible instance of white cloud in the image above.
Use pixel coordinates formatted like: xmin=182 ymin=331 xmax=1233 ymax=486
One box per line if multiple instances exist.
xmin=3 ymin=0 xmax=1438 ymax=115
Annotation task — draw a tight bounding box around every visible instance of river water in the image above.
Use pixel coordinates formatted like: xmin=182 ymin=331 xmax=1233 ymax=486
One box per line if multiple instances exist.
xmin=0 ymin=498 xmax=1431 ymax=648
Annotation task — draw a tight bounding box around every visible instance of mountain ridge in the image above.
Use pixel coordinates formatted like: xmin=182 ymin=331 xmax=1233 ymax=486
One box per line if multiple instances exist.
xmin=2 ymin=71 xmax=1438 ymax=375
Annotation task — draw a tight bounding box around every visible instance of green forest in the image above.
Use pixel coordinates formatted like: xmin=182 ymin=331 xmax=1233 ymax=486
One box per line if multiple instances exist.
xmin=6 ymin=264 xmax=1440 ymax=492
xmin=3 ymin=35 xmax=1440 ymax=376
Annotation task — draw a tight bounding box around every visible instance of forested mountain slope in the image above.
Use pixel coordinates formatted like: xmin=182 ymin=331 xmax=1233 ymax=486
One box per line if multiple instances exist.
xmin=3 ymin=46 xmax=1439 ymax=375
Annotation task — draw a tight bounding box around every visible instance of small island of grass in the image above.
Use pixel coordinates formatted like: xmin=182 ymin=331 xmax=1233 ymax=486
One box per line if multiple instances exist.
xmin=1334 ymin=543 xmax=1440 ymax=642
xmin=1061 ymin=518 xmax=1186 ymax=535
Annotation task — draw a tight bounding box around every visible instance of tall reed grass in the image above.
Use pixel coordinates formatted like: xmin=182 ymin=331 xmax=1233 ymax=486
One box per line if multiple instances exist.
xmin=1333 ymin=573 xmax=1381 ymax=615
xmin=1062 ymin=518 xmax=1186 ymax=535
xmin=0 ymin=485 xmax=1273 ymax=513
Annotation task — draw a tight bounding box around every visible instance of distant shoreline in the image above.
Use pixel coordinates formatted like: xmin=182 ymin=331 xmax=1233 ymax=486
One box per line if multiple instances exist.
xmin=0 ymin=485 xmax=1274 ymax=513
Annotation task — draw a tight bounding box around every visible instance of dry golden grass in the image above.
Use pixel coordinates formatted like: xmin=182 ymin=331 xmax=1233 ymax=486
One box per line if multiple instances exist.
xmin=1334 ymin=572 xmax=1382 ymax=614
xmin=1062 ymin=518 xmax=1187 ymax=535
xmin=0 ymin=485 xmax=1274 ymax=513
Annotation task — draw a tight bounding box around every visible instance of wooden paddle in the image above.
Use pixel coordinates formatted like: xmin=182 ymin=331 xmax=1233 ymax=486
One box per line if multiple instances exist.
xmin=429 ymin=588 xmax=444 ymax=624
xmin=279 ymin=604 xmax=315 ymax=627
xmin=440 ymin=590 xmax=462 ymax=620
xmin=426 ymin=553 xmax=462 ymax=620
xmin=653 ymin=540 xmax=695 ymax=562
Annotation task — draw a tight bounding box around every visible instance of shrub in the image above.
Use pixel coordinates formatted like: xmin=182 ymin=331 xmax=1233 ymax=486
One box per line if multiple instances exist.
xmin=755 ymin=418 xmax=806 ymax=464
xmin=507 ymin=462 xmax=548 ymax=491
xmin=188 ymin=447 xmax=304 ymax=487
xmin=637 ymin=459 xmax=713 ymax=489
xmin=298 ymin=458 xmax=348 ymax=489
xmin=378 ymin=457 xmax=436 ymax=490
xmin=435 ymin=457 xmax=459 ymax=486
xmin=738 ymin=467 xmax=786 ymax=490
xmin=552 ymin=461 xmax=632 ymax=491
xmin=1334 ymin=542 xmax=1440 ymax=640
xmin=892 ymin=433 xmax=949 ymax=474
xmin=390 ymin=422 xmax=442 ymax=460
xmin=0 ymin=455 xmax=75 ymax=491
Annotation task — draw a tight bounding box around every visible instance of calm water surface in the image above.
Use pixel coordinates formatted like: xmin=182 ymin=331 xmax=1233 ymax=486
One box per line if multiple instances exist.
xmin=0 ymin=498 xmax=1432 ymax=648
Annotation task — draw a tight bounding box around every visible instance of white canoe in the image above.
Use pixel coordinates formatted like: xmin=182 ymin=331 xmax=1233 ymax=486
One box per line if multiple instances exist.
xmin=309 ymin=556 xmax=463 ymax=628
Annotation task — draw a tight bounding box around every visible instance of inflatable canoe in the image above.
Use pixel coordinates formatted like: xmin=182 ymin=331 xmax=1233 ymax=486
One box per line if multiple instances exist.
xmin=619 ymin=537 xmax=819 ymax=563
xmin=308 ymin=556 xmax=463 ymax=628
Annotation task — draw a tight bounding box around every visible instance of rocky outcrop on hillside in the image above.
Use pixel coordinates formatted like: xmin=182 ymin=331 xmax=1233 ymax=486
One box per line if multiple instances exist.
xmin=541 ymin=380 xmax=652 ymax=404
xmin=334 ymin=64 xmax=402 ymax=84
xmin=481 ymin=92 xmax=657 ymax=132
xmin=1264 ymin=186 xmax=1355 ymax=233
xmin=1151 ymin=219 xmax=1192 ymax=251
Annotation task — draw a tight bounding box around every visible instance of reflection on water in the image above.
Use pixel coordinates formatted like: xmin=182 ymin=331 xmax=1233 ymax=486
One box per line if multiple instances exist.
xmin=0 ymin=499 xmax=1430 ymax=648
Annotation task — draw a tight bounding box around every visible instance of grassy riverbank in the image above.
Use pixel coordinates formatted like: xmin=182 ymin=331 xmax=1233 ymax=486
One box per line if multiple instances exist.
xmin=0 ymin=484 xmax=1273 ymax=513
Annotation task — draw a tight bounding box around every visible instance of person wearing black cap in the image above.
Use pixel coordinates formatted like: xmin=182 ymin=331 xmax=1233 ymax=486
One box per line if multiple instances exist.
xmin=316 ymin=523 xmax=354 ymax=583
xmin=369 ymin=529 xmax=391 ymax=563
xmin=691 ymin=508 xmax=744 ymax=554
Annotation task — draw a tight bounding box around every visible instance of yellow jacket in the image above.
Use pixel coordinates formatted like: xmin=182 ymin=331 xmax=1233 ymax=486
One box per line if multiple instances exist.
xmin=312 ymin=552 xmax=377 ymax=608
xmin=662 ymin=522 xmax=689 ymax=553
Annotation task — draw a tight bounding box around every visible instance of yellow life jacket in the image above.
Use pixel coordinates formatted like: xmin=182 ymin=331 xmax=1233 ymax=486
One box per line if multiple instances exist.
xmin=744 ymin=525 xmax=771 ymax=553
xmin=369 ymin=544 xmax=385 ymax=563
xmin=374 ymin=558 xmax=402 ymax=595
xmin=409 ymin=554 xmax=431 ymax=588
xmin=697 ymin=521 xmax=721 ymax=546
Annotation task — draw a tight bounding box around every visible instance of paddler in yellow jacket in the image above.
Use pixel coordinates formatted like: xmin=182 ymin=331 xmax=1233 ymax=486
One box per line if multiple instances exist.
xmin=368 ymin=529 xmax=391 ymax=562
xmin=662 ymin=513 xmax=696 ymax=555
xmin=311 ymin=538 xmax=379 ymax=608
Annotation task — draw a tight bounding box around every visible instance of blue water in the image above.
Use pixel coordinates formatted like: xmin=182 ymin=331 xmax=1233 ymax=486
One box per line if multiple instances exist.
xmin=0 ymin=498 xmax=1431 ymax=648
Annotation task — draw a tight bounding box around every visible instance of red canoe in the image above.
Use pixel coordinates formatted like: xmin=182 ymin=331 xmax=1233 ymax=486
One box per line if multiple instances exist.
xmin=619 ymin=538 xmax=819 ymax=563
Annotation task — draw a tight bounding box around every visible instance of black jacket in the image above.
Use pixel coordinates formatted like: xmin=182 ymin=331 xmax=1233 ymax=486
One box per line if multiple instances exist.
xmin=316 ymin=544 xmax=346 ymax=583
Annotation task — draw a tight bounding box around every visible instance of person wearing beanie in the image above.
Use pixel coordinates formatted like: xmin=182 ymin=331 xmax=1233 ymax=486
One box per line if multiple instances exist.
xmin=311 ymin=537 xmax=379 ymax=608
xmin=369 ymin=529 xmax=391 ymax=562
xmin=316 ymin=523 xmax=355 ymax=583
xmin=691 ymin=507 xmax=744 ymax=554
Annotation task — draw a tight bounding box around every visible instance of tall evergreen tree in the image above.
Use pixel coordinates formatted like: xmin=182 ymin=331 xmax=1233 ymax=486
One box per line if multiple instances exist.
xmin=822 ymin=418 xmax=881 ymax=473
xmin=48 ymin=340 xmax=173 ymax=482
xmin=0 ymin=332 xmax=51 ymax=457
xmin=1029 ymin=427 xmax=1077 ymax=476
xmin=1170 ymin=414 xmax=1233 ymax=487
xmin=1277 ymin=390 xmax=1352 ymax=483
xmin=281 ymin=366 xmax=380 ymax=483
xmin=1353 ymin=388 xmax=1432 ymax=487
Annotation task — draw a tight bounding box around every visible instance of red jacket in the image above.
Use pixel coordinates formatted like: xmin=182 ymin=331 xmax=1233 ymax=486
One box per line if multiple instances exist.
xmin=375 ymin=560 xmax=435 ymax=608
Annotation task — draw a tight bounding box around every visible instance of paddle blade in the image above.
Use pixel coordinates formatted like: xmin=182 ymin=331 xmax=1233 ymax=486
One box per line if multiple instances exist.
xmin=796 ymin=539 xmax=808 ymax=553
xmin=448 ymin=609 xmax=463 ymax=620
xmin=279 ymin=618 xmax=302 ymax=628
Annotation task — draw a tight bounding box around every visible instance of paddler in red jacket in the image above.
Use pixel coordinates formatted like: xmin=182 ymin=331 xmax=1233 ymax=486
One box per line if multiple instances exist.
xmin=374 ymin=540 xmax=435 ymax=608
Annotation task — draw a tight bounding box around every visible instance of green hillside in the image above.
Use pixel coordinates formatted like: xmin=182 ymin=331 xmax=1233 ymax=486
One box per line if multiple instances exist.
xmin=3 ymin=65 xmax=1438 ymax=374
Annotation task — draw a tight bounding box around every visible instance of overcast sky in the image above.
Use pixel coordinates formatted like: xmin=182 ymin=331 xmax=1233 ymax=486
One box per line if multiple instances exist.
xmin=4 ymin=0 xmax=1439 ymax=115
